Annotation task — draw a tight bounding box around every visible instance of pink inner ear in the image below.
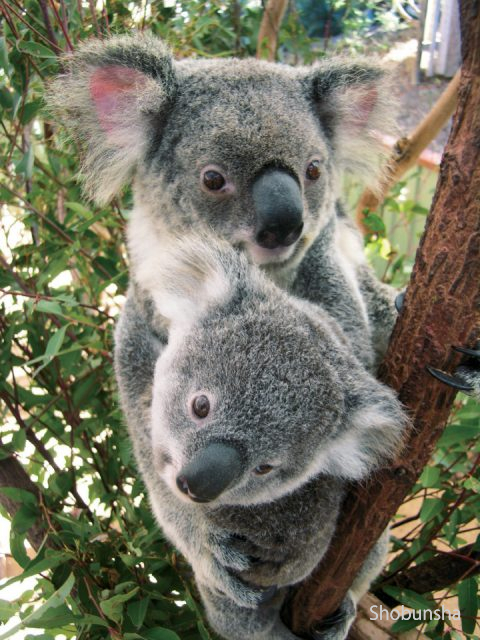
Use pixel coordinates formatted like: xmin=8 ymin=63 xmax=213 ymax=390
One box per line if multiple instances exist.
xmin=90 ymin=66 xmax=147 ymax=134
xmin=348 ymin=86 xmax=378 ymax=130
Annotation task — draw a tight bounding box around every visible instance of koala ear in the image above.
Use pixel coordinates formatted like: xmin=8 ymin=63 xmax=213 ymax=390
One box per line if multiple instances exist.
xmin=138 ymin=234 xmax=240 ymax=332
xmin=47 ymin=35 xmax=176 ymax=204
xmin=318 ymin=381 xmax=408 ymax=480
xmin=303 ymin=60 xmax=396 ymax=184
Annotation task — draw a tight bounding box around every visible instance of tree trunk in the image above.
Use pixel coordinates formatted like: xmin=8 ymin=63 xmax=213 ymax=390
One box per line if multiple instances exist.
xmin=256 ymin=0 xmax=288 ymax=61
xmin=287 ymin=0 xmax=480 ymax=634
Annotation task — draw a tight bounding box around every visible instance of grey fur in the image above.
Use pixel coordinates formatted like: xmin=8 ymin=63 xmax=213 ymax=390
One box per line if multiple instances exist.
xmin=47 ymin=33 xmax=478 ymax=638
xmin=115 ymin=236 xmax=407 ymax=640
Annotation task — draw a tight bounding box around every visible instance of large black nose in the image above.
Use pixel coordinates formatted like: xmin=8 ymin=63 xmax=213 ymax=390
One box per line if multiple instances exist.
xmin=176 ymin=443 xmax=243 ymax=503
xmin=252 ymin=168 xmax=304 ymax=250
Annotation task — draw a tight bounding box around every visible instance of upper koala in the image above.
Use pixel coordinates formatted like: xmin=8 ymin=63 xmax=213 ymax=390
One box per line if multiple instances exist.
xmin=114 ymin=232 xmax=407 ymax=640
xmin=48 ymin=34 xmax=400 ymax=370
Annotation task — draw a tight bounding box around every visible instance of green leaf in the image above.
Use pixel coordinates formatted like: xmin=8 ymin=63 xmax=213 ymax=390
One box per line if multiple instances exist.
xmin=20 ymin=99 xmax=43 ymax=124
xmin=45 ymin=324 xmax=69 ymax=359
xmin=35 ymin=299 xmax=65 ymax=316
xmin=12 ymin=427 xmax=27 ymax=452
xmin=0 ymin=37 xmax=9 ymax=72
xmin=15 ymin=144 xmax=34 ymax=179
xmin=11 ymin=504 xmax=39 ymax=534
xmin=127 ymin=597 xmax=149 ymax=628
xmin=25 ymin=603 xmax=77 ymax=628
xmin=382 ymin=586 xmax=435 ymax=611
xmin=0 ymin=598 xmax=17 ymax=623
xmin=100 ymin=587 xmax=139 ymax=623
xmin=419 ymin=498 xmax=444 ymax=523
xmin=438 ymin=424 xmax=479 ymax=446
xmin=390 ymin=615 xmax=422 ymax=633
xmin=0 ymin=552 xmax=71 ymax=590
xmin=0 ymin=486 xmax=37 ymax=507
xmin=17 ymin=40 xmax=57 ymax=59
xmin=464 ymin=477 xmax=480 ymax=493
xmin=65 ymin=201 xmax=93 ymax=219
xmin=142 ymin=628 xmax=181 ymax=640
xmin=458 ymin=577 xmax=478 ymax=635
xmin=0 ymin=573 xmax=75 ymax=640
xmin=419 ymin=466 xmax=441 ymax=488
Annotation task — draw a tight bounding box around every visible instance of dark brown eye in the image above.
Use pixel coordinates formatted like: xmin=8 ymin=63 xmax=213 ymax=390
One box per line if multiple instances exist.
xmin=192 ymin=395 xmax=210 ymax=418
xmin=203 ymin=170 xmax=226 ymax=191
xmin=306 ymin=160 xmax=321 ymax=181
xmin=253 ymin=464 xmax=273 ymax=475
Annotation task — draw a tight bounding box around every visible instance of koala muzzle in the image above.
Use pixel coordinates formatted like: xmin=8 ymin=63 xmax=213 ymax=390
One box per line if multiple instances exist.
xmin=176 ymin=443 xmax=243 ymax=503
xmin=252 ymin=168 xmax=304 ymax=250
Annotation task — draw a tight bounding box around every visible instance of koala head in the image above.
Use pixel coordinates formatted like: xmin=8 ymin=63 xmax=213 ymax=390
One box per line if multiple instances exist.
xmin=48 ymin=35 xmax=394 ymax=275
xmin=148 ymin=235 xmax=407 ymax=508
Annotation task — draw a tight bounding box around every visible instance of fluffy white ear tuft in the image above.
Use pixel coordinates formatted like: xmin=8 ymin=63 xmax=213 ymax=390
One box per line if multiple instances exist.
xmin=305 ymin=59 xmax=398 ymax=189
xmin=317 ymin=390 xmax=408 ymax=480
xmin=46 ymin=35 xmax=175 ymax=204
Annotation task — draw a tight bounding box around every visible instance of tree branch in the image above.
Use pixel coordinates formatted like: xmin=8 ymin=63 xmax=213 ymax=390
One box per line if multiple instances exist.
xmin=287 ymin=1 xmax=480 ymax=634
xmin=377 ymin=544 xmax=480 ymax=601
xmin=256 ymin=0 xmax=288 ymax=61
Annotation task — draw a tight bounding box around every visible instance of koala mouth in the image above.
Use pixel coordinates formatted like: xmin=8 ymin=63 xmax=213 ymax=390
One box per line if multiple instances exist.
xmin=245 ymin=239 xmax=300 ymax=266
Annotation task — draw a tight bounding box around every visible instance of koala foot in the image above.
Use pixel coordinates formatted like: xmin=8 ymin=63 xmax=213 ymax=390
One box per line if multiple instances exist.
xmin=427 ymin=344 xmax=480 ymax=397
xmin=310 ymin=593 xmax=356 ymax=640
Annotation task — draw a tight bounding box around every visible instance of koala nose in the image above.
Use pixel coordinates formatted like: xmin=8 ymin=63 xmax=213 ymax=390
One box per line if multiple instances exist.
xmin=176 ymin=443 xmax=243 ymax=503
xmin=252 ymin=168 xmax=304 ymax=250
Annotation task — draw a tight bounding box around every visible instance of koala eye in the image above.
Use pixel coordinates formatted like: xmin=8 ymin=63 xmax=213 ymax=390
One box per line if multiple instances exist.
xmin=192 ymin=394 xmax=210 ymax=418
xmin=203 ymin=170 xmax=226 ymax=191
xmin=305 ymin=159 xmax=321 ymax=181
xmin=253 ymin=464 xmax=274 ymax=475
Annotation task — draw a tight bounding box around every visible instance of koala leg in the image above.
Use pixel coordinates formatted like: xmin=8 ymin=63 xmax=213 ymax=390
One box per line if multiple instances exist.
xmin=311 ymin=529 xmax=389 ymax=640
xmin=199 ymin=584 xmax=300 ymax=640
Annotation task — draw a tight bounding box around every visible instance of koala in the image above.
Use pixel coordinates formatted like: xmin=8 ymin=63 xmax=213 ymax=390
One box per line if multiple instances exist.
xmin=48 ymin=34 xmax=480 ymax=394
xmin=114 ymin=232 xmax=408 ymax=640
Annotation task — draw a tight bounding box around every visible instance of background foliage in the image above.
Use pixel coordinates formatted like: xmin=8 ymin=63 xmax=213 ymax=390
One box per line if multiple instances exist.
xmin=0 ymin=1 xmax=478 ymax=639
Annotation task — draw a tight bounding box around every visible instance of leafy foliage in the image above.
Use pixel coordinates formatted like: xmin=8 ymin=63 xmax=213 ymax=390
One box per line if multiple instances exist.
xmin=0 ymin=1 xmax=478 ymax=639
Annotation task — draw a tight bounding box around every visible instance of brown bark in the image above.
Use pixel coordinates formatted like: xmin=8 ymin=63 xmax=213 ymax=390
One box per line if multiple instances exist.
xmin=256 ymin=0 xmax=288 ymax=61
xmin=287 ymin=1 xmax=480 ymax=634
xmin=0 ymin=455 xmax=45 ymax=550
xmin=356 ymin=70 xmax=460 ymax=234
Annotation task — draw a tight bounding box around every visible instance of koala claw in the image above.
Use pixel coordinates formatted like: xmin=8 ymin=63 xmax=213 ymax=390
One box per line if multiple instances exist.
xmin=453 ymin=345 xmax=480 ymax=358
xmin=256 ymin=583 xmax=278 ymax=604
xmin=426 ymin=365 xmax=474 ymax=392
xmin=394 ymin=291 xmax=406 ymax=313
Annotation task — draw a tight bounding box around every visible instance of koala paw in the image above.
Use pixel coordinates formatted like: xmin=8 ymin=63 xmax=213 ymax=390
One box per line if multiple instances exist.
xmin=310 ymin=594 xmax=356 ymax=640
xmin=196 ymin=548 xmax=277 ymax=609
xmin=427 ymin=344 xmax=480 ymax=399
xmin=207 ymin=531 xmax=253 ymax=572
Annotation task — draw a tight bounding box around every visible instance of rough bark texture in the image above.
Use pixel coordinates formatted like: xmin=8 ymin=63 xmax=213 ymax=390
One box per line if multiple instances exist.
xmin=256 ymin=0 xmax=288 ymax=61
xmin=287 ymin=0 xmax=480 ymax=634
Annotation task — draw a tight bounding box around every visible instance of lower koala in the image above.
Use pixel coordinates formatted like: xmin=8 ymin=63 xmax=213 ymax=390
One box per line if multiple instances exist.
xmin=115 ymin=234 xmax=408 ymax=640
